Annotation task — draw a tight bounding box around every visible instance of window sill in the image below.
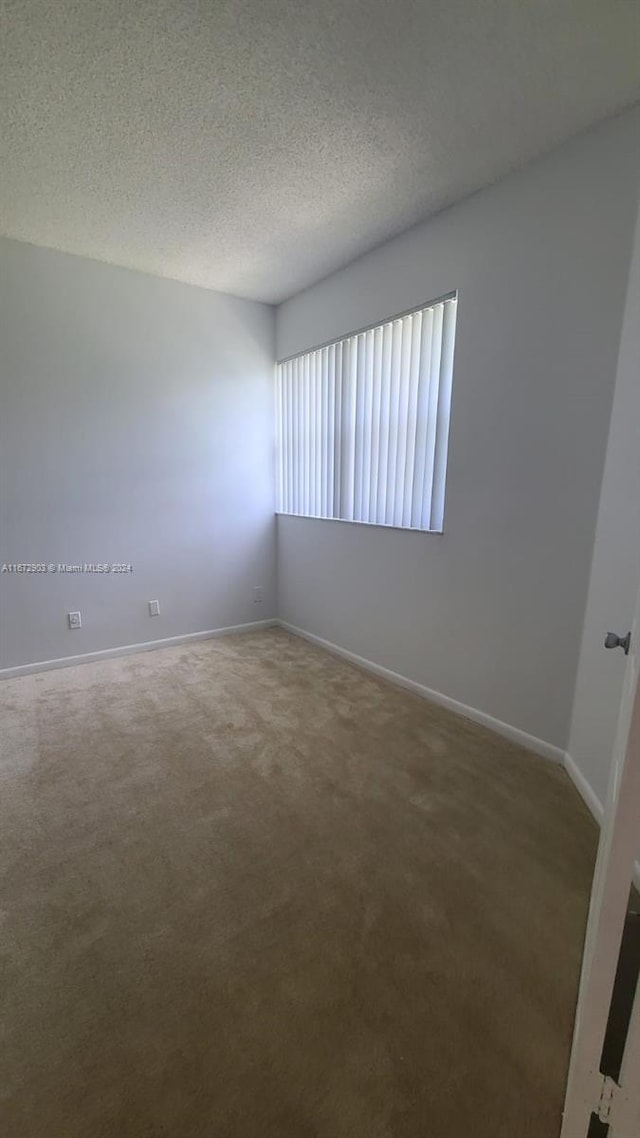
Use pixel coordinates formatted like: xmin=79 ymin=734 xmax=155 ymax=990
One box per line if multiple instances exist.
xmin=275 ymin=512 xmax=443 ymax=535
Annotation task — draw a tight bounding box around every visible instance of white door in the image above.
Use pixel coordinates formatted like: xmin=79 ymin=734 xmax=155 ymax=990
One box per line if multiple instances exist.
xmin=561 ymin=581 xmax=640 ymax=1136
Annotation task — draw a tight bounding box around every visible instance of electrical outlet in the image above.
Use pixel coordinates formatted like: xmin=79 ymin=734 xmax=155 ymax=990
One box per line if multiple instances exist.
xmin=148 ymin=599 xmax=160 ymax=617
xmin=68 ymin=611 xmax=82 ymax=629
xmin=253 ymin=586 xmax=263 ymax=604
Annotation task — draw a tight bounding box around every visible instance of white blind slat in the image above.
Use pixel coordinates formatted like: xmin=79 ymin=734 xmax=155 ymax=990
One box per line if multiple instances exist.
xmin=369 ymin=326 xmax=383 ymax=523
xmin=421 ymin=303 xmax=444 ymax=531
xmin=278 ymin=367 xmax=284 ymax=512
xmin=394 ymin=315 xmax=413 ymax=527
xmin=291 ymin=359 xmax=298 ymax=514
xmin=303 ymin=355 xmax=308 ymax=515
xmin=377 ymin=322 xmax=393 ymax=525
xmin=308 ymin=352 xmax=315 ymax=515
xmin=327 ymin=344 xmax=336 ymax=519
xmin=402 ymin=309 xmax=422 ymax=528
xmin=287 ymin=359 xmax=293 ymax=514
xmin=281 ymin=364 xmax=286 ymax=513
xmin=308 ymin=349 xmax=315 ymax=517
xmin=361 ymin=329 xmax=374 ymax=522
xmin=353 ymin=335 xmax=366 ymax=522
xmin=385 ymin=321 xmax=402 ymax=525
xmin=314 ymin=352 xmax=321 ymax=518
xmin=334 ymin=341 xmax=343 ymax=518
xmin=297 ymin=357 xmax=305 ymax=515
xmin=319 ymin=349 xmax=328 ymax=517
xmin=410 ymin=309 xmax=432 ymax=528
xmin=430 ymin=301 xmax=457 ymax=531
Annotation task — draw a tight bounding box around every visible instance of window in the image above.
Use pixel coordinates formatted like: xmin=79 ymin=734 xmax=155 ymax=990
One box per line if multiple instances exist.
xmin=276 ymin=293 xmax=457 ymax=532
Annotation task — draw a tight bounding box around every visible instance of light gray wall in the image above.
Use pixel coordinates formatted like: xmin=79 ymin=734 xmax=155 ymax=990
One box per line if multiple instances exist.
xmin=568 ymin=198 xmax=640 ymax=805
xmin=276 ymin=108 xmax=640 ymax=751
xmin=0 ymin=238 xmax=276 ymax=669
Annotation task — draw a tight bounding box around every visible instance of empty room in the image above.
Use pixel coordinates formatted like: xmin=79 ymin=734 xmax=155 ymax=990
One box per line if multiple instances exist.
xmin=2 ymin=2 xmax=640 ymax=1136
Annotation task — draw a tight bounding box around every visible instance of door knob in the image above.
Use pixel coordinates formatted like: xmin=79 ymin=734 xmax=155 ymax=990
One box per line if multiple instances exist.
xmin=604 ymin=631 xmax=631 ymax=655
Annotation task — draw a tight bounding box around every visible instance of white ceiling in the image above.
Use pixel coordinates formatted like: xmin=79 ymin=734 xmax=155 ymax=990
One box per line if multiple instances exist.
xmin=1 ymin=1 xmax=639 ymax=304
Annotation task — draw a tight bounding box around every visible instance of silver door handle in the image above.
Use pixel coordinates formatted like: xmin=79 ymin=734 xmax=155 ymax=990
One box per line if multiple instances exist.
xmin=604 ymin=631 xmax=631 ymax=655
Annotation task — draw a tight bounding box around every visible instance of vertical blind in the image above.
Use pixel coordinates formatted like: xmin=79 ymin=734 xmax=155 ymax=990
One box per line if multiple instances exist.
xmin=276 ymin=293 xmax=457 ymax=532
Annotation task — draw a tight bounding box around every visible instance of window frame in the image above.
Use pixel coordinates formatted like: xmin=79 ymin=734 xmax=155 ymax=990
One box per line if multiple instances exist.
xmin=275 ymin=290 xmax=458 ymax=534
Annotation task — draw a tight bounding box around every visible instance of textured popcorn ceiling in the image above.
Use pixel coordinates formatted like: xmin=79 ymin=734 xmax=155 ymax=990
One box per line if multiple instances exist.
xmin=1 ymin=1 xmax=639 ymax=303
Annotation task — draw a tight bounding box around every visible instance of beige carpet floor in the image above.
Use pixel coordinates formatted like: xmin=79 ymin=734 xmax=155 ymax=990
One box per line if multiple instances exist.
xmin=0 ymin=628 xmax=597 ymax=1137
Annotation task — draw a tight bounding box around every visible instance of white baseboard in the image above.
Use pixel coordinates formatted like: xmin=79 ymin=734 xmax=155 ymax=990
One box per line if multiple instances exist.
xmin=277 ymin=620 xmax=565 ymax=764
xmin=563 ymin=751 xmax=604 ymax=823
xmin=278 ymin=620 xmax=640 ymax=894
xmin=563 ymin=751 xmax=640 ymax=894
xmin=0 ymin=618 xmax=277 ymax=679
